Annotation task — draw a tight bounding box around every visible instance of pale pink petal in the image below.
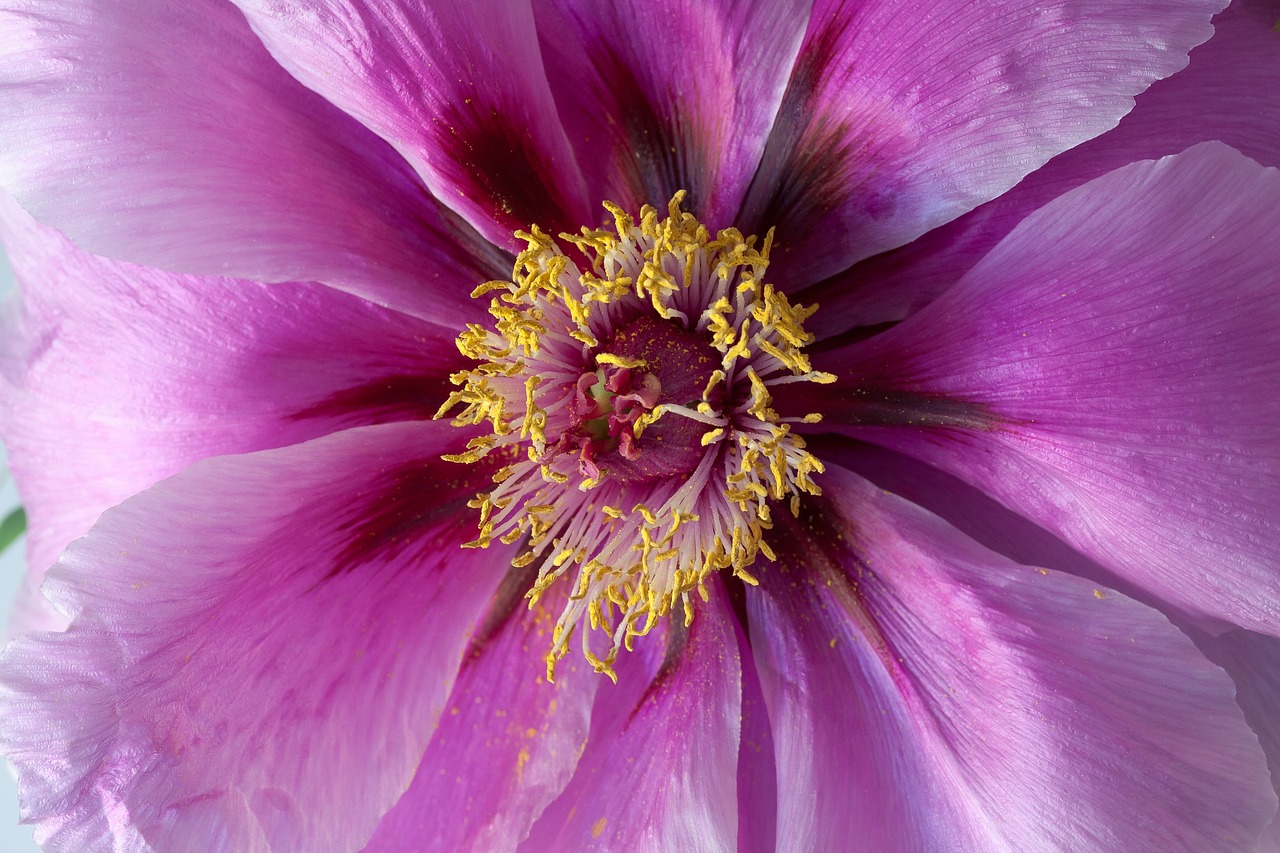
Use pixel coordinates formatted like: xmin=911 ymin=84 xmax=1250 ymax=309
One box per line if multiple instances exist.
xmin=0 ymin=0 xmax=501 ymax=318
xmin=533 ymin=0 xmax=809 ymax=227
xmin=0 ymin=195 xmax=462 ymax=629
xmin=809 ymin=0 xmax=1280 ymax=334
xmin=362 ymin=583 xmax=600 ymax=853
xmin=737 ymin=0 xmax=1223 ymax=289
xmin=747 ymin=466 xmax=1276 ymax=850
xmin=519 ymin=583 xmax=742 ymax=852
xmin=232 ymin=0 xmax=591 ymax=246
xmin=814 ymin=142 xmax=1280 ymax=635
xmin=0 ymin=422 xmax=505 ymax=852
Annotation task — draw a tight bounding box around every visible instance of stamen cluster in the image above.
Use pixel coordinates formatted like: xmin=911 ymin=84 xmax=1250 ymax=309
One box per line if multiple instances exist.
xmin=437 ymin=194 xmax=833 ymax=679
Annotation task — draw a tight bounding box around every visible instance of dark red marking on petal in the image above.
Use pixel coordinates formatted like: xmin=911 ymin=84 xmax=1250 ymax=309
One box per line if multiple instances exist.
xmin=735 ymin=16 xmax=857 ymax=270
xmin=625 ymin=573 xmax=754 ymax=722
xmin=775 ymin=378 xmax=1004 ymax=432
xmin=723 ymin=572 xmax=755 ymax=644
xmin=831 ymin=389 xmax=1004 ymax=431
xmin=418 ymin=185 xmax=520 ymax=284
xmin=627 ymin=615 xmax=692 ymax=723
xmin=589 ymin=42 xmax=710 ymax=217
xmin=329 ymin=457 xmax=488 ymax=577
xmin=771 ymin=500 xmax=908 ymax=691
xmin=289 ymin=374 xmax=455 ymax=427
xmin=807 ymin=320 xmax=900 ymax=352
xmin=438 ymin=100 xmax=580 ymax=240
xmin=466 ymin=560 xmax=539 ymax=657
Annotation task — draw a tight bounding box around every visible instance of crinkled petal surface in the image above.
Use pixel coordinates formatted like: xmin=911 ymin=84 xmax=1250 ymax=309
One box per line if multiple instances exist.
xmin=0 ymin=422 xmax=504 ymax=852
xmin=533 ymin=0 xmax=809 ymax=228
xmin=747 ymin=466 xmax=1275 ymax=851
xmin=817 ymin=142 xmax=1280 ymax=634
xmin=734 ymin=0 xmax=1225 ymax=290
xmin=231 ymin=0 xmax=591 ymax=246
xmin=812 ymin=0 xmax=1280 ymax=333
xmin=519 ymin=582 xmax=742 ymax=853
xmin=0 ymin=195 xmax=463 ymax=633
xmin=0 ymin=0 xmax=501 ymax=319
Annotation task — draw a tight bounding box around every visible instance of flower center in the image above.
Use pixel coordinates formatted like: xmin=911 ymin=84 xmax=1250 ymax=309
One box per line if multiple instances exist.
xmin=582 ymin=315 xmax=722 ymax=482
xmin=436 ymin=194 xmax=833 ymax=679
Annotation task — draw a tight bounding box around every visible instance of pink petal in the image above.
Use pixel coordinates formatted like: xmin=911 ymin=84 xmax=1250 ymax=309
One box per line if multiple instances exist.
xmin=0 ymin=0 xmax=500 ymax=318
xmin=810 ymin=0 xmax=1280 ymax=334
xmin=817 ymin=142 xmax=1280 ymax=635
xmin=737 ymin=0 xmax=1223 ymax=289
xmin=0 ymin=195 xmax=461 ymax=629
xmin=532 ymin=0 xmax=808 ymax=227
xmin=519 ymin=582 xmax=742 ymax=852
xmin=735 ymin=620 xmax=778 ymax=853
xmin=1194 ymin=629 xmax=1280 ymax=850
xmin=362 ymin=583 xmax=600 ymax=852
xmin=838 ymin=440 xmax=1280 ymax=827
xmin=232 ymin=0 xmax=591 ymax=246
xmin=0 ymin=422 xmax=505 ymax=852
xmin=748 ymin=466 xmax=1276 ymax=850
xmin=825 ymin=440 xmax=1147 ymax=599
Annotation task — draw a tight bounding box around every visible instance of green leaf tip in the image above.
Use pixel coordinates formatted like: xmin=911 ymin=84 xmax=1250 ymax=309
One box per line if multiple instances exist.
xmin=0 ymin=506 xmax=26 ymax=556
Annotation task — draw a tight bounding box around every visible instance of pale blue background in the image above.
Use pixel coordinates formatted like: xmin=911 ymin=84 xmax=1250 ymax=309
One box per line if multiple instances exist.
xmin=1 ymin=246 xmax=43 ymax=852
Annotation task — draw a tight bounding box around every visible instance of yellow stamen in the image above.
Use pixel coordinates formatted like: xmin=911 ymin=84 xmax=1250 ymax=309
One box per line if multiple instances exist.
xmin=435 ymin=194 xmax=832 ymax=678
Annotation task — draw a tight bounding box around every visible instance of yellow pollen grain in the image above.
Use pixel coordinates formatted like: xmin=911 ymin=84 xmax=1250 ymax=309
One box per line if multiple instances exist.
xmin=516 ymin=747 xmax=531 ymax=783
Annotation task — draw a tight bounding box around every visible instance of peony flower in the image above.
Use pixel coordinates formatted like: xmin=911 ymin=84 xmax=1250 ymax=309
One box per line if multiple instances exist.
xmin=0 ymin=0 xmax=1278 ymax=849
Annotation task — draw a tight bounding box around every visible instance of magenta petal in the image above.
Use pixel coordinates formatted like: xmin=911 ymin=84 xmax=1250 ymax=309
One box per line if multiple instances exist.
xmin=846 ymin=439 xmax=1280 ymax=819
xmin=738 ymin=0 xmax=1223 ymax=290
xmin=0 ymin=422 xmax=505 ymax=852
xmin=519 ymin=583 xmax=742 ymax=852
xmin=533 ymin=0 xmax=808 ymax=227
xmin=812 ymin=0 xmax=1280 ymax=333
xmin=748 ymin=466 xmax=1275 ymax=850
xmin=735 ymin=628 xmax=778 ymax=853
xmin=0 ymin=195 xmax=460 ymax=627
xmin=0 ymin=0 xmax=498 ymax=318
xmin=232 ymin=0 xmax=591 ymax=245
xmin=362 ymin=583 xmax=600 ymax=852
xmin=820 ymin=142 xmax=1280 ymax=635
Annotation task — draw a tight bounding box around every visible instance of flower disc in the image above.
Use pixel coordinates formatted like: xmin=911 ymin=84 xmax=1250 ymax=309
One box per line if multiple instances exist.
xmin=438 ymin=194 xmax=834 ymax=678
